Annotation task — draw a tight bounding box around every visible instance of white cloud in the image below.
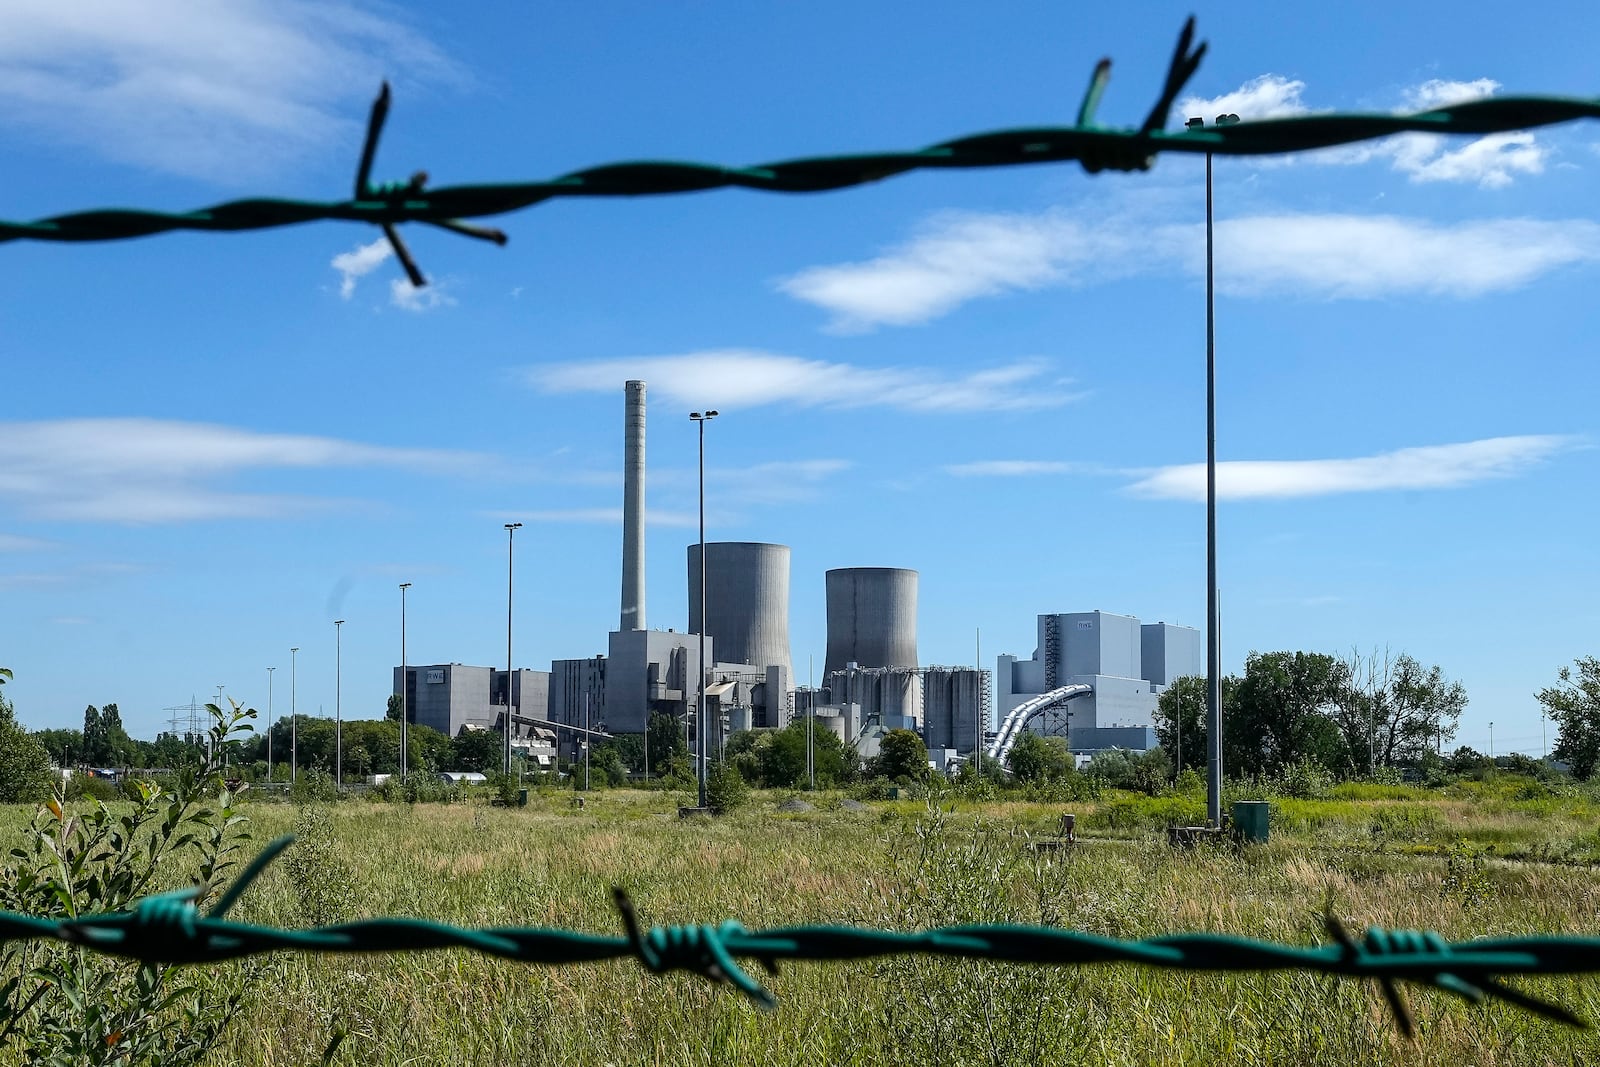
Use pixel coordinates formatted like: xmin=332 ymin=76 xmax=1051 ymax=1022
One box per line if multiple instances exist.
xmin=1204 ymin=215 xmax=1600 ymax=298
xmin=1404 ymin=78 xmax=1501 ymax=110
xmin=331 ymin=238 xmax=391 ymax=299
xmin=390 ymin=277 xmax=457 ymax=313
xmin=1124 ymin=435 xmax=1579 ymax=501
xmin=526 ymin=350 xmax=1081 ymax=413
xmin=0 ymin=1 xmax=457 ymax=182
xmin=780 ymin=208 xmax=1600 ymax=324
xmin=1193 ymin=74 xmax=1548 ymax=189
xmin=1391 ymin=132 xmax=1545 ymax=189
xmin=944 ymin=460 xmax=1083 ymax=478
xmin=0 ymin=418 xmax=484 ymax=523
xmin=1180 ymin=74 xmax=1311 ymax=120
xmin=775 ymin=211 xmax=1152 ymax=331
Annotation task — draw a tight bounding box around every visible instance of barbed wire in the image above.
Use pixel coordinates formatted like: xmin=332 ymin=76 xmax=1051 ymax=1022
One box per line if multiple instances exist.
xmin=2 ymin=18 xmax=1597 ymax=288
xmin=1 ymin=834 xmax=1591 ymax=1037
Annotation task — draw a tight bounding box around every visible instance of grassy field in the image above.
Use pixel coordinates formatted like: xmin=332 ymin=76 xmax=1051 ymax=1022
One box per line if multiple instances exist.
xmin=7 ymin=784 xmax=1600 ymax=1065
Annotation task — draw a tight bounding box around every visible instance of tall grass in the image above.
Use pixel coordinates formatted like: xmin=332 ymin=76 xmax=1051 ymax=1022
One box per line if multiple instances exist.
xmin=3 ymin=787 xmax=1600 ymax=1064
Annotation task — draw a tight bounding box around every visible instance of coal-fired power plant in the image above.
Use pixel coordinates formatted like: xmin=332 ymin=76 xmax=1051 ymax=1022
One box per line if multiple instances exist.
xmin=620 ymin=379 xmax=647 ymax=632
xmin=689 ymin=542 xmax=793 ymax=681
xmin=824 ymin=567 xmax=919 ymax=679
xmin=394 ymin=373 xmax=1179 ymax=770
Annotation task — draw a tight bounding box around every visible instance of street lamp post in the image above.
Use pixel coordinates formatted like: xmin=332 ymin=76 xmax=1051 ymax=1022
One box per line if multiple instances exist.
xmin=335 ymin=619 xmax=345 ymax=789
xmin=400 ymin=582 xmax=412 ymax=784
xmin=1489 ymin=721 xmax=1495 ymax=760
xmin=690 ymin=409 xmax=719 ymax=809
xmin=1186 ymin=111 xmax=1239 ymax=829
xmin=290 ymin=647 xmax=299 ymax=783
xmin=504 ymin=522 xmax=522 ymax=779
xmin=266 ymin=667 xmax=275 ymax=781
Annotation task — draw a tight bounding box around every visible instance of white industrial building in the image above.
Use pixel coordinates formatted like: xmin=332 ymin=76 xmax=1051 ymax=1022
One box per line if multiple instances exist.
xmin=995 ymin=611 xmax=1200 ymax=754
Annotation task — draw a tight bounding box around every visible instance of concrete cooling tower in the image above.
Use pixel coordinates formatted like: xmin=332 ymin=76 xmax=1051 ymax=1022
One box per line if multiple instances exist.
xmin=824 ymin=567 xmax=918 ymax=679
xmin=687 ymin=542 xmax=792 ymax=678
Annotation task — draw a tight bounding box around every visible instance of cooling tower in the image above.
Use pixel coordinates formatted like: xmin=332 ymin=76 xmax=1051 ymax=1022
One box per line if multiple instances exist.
xmin=687 ymin=542 xmax=792 ymax=678
xmin=620 ymin=380 xmax=646 ymax=632
xmin=824 ymin=567 xmax=918 ymax=679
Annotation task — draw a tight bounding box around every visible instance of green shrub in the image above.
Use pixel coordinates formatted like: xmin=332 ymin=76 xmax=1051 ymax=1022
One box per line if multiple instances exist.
xmin=291 ymin=768 xmax=339 ymax=803
xmin=706 ymin=759 xmax=748 ymax=814
xmin=0 ymin=700 xmax=258 ymax=1064
xmin=65 ymin=773 xmax=121 ymax=802
xmin=284 ymin=806 xmax=354 ymax=928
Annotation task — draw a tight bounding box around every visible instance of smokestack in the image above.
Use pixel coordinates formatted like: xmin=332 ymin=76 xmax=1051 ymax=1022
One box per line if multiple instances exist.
xmin=621 ymin=380 xmax=647 ymax=631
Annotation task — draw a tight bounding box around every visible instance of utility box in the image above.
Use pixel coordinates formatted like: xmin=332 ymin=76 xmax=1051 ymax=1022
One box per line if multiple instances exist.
xmin=1232 ymin=801 xmax=1270 ymax=844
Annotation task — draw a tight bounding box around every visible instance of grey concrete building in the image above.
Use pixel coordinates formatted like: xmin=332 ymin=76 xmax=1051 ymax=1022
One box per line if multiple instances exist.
xmin=922 ymin=667 xmax=988 ymax=754
xmin=825 ymin=666 xmax=922 ymax=733
xmin=394 ymin=664 xmax=550 ymax=739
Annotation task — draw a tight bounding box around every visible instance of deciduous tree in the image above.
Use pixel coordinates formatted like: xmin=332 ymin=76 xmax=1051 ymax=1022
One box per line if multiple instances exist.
xmin=1005 ymin=732 xmax=1073 ymax=782
xmin=1540 ymin=657 xmax=1600 ymax=779
xmin=1224 ymin=651 xmax=1349 ymax=778
xmin=1333 ymin=648 xmax=1466 ymax=773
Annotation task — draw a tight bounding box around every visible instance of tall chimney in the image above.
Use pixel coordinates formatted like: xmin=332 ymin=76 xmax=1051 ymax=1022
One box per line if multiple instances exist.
xmin=621 ymin=380 xmax=647 ymax=631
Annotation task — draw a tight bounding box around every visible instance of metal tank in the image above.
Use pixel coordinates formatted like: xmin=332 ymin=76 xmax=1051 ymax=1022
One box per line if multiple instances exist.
xmin=687 ymin=542 xmax=792 ymax=678
xmin=824 ymin=567 xmax=918 ymax=679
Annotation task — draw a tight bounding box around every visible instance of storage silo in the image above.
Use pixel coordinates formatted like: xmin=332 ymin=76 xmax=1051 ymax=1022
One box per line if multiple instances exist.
xmin=824 ymin=567 xmax=918 ymax=679
xmin=687 ymin=542 xmax=792 ymax=678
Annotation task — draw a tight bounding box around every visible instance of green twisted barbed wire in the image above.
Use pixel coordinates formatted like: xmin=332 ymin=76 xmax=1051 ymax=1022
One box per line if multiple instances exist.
xmin=4 ymin=834 xmax=1595 ymax=1037
xmin=2 ymin=18 xmax=1597 ymax=288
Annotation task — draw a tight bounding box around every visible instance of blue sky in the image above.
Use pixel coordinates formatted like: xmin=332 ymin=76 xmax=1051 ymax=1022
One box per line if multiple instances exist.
xmin=2 ymin=1 xmax=1596 ymax=757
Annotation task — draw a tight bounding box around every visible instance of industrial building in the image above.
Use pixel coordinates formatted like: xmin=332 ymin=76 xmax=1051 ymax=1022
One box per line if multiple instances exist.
xmin=923 ymin=667 xmax=989 ymax=753
xmin=994 ymin=612 xmax=1200 ymax=755
xmin=393 ymin=663 xmax=550 ymax=739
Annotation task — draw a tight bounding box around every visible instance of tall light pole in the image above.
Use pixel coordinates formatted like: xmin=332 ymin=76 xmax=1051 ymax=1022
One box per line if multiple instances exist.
xmin=334 ymin=619 xmax=345 ymax=789
xmin=399 ymin=582 xmax=412 ymax=783
xmin=504 ymin=522 xmax=522 ymax=778
xmin=214 ymin=685 xmax=225 ymax=762
xmin=290 ymin=647 xmax=299 ymax=783
xmin=1489 ymin=721 xmax=1495 ymax=760
xmin=1186 ymin=111 xmax=1239 ymax=829
xmin=266 ymin=667 xmax=275 ymax=781
xmin=690 ymin=409 xmax=719 ymax=809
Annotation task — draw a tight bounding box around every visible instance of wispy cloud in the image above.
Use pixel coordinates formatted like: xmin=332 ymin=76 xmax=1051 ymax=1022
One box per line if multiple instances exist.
xmin=497 ymin=507 xmax=699 ymax=528
xmin=775 ymin=212 xmax=1119 ymax=332
xmin=1185 ymin=74 xmax=1547 ymax=189
xmin=944 ymin=460 xmax=1085 ymax=478
xmin=0 ymin=418 xmax=484 ymax=523
xmin=526 ymin=350 xmax=1081 ymax=413
xmin=1125 ymin=435 xmax=1579 ymax=501
xmin=0 ymin=533 xmax=54 ymax=552
xmin=779 ymin=208 xmax=1600 ymax=326
xmin=0 ymin=1 xmax=458 ymax=182
xmin=1205 ymin=215 xmax=1600 ymax=298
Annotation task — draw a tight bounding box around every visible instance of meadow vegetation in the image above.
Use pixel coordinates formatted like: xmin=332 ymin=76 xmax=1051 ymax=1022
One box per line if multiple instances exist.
xmin=4 ymin=777 xmax=1600 ymax=1064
